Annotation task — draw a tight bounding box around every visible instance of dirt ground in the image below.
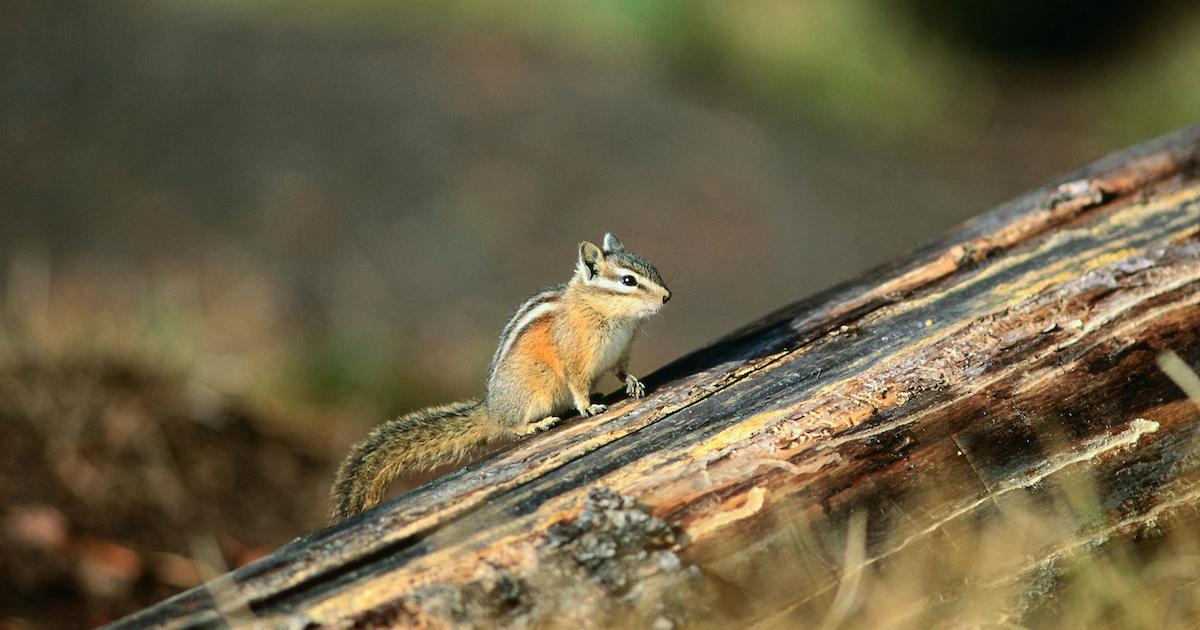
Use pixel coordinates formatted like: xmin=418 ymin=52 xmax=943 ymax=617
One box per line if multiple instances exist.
xmin=0 ymin=357 xmax=337 ymax=628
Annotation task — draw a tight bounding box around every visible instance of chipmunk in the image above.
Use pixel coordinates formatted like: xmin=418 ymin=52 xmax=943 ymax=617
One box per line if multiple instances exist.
xmin=330 ymin=233 xmax=670 ymax=521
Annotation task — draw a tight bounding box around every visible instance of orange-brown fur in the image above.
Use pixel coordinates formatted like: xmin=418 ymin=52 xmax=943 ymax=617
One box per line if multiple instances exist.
xmin=329 ymin=233 xmax=669 ymax=521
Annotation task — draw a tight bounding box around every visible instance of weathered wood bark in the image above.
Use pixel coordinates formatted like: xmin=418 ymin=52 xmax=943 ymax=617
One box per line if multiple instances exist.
xmin=113 ymin=125 xmax=1200 ymax=629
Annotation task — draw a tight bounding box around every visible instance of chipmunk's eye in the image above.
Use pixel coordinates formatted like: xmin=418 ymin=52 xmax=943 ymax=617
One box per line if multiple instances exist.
xmin=621 ymin=275 xmax=638 ymax=287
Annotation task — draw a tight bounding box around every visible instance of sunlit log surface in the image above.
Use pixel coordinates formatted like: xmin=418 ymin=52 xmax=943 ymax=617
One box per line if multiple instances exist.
xmin=113 ymin=125 xmax=1200 ymax=628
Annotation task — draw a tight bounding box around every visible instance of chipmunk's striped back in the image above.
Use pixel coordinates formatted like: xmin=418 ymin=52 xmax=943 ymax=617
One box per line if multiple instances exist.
xmin=330 ymin=232 xmax=668 ymax=521
xmin=487 ymin=283 xmax=566 ymax=385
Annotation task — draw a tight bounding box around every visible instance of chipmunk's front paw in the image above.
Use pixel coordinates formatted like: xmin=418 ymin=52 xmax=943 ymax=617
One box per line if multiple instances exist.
xmin=517 ymin=416 xmax=561 ymax=436
xmin=582 ymin=403 xmax=608 ymax=417
xmin=624 ymin=375 xmax=646 ymax=399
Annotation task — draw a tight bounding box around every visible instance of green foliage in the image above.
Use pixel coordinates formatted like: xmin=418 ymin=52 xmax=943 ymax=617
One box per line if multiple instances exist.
xmin=284 ymin=333 xmax=388 ymax=406
xmin=153 ymin=0 xmax=1200 ymax=143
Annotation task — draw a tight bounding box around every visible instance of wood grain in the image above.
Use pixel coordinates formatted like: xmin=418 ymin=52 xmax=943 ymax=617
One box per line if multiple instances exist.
xmin=110 ymin=125 xmax=1200 ymax=629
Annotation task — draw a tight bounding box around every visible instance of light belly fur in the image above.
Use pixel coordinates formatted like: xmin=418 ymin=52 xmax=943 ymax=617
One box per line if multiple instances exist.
xmin=592 ymin=323 xmax=635 ymax=377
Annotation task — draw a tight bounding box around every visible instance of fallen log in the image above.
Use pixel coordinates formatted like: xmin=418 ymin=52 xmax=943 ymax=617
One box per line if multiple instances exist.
xmin=113 ymin=125 xmax=1200 ymax=628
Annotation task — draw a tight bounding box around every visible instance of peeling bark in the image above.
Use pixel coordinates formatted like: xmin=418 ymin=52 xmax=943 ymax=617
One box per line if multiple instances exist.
xmin=111 ymin=125 xmax=1200 ymax=629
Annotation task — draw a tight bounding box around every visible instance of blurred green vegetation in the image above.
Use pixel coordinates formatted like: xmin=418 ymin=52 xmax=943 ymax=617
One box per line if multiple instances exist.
xmin=158 ymin=0 xmax=1200 ymax=145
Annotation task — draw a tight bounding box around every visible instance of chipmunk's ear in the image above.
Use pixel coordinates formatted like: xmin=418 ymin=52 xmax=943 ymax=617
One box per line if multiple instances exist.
xmin=602 ymin=232 xmax=625 ymax=253
xmin=577 ymin=241 xmax=604 ymax=280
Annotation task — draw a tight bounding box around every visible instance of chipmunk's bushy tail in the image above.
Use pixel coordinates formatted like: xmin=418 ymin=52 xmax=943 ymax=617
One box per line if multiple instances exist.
xmin=330 ymin=399 xmax=494 ymax=522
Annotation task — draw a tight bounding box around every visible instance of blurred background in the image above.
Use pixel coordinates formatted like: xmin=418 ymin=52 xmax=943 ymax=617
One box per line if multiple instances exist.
xmin=2 ymin=0 xmax=1198 ymax=626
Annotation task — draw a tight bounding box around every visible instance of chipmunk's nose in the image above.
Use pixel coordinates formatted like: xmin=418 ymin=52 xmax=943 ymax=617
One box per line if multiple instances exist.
xmin=663 ymin=291 xmax=671 ymax=304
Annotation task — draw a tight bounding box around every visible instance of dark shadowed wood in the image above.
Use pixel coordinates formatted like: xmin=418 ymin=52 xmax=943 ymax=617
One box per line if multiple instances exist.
xmin=110 ymin=125 xmax=1200 ymax=629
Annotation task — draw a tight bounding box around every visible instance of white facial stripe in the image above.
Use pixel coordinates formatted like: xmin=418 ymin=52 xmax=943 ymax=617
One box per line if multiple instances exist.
xmin=591 ymin=277 xmax=637 ymax=293
xmin=494 ymin=301 xmax=558 ymax=367
xmin=609 ymin=266 xmax=662 ymax=291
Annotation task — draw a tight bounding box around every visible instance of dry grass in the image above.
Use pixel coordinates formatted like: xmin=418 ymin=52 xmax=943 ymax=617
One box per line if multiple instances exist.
xmin=716 ymin=472 xmax=1200 ymax=629
xmin=707 ymin=353 xmax=1200 ymax=629
xmin=0 ymin=249 xmax=383 ymax=445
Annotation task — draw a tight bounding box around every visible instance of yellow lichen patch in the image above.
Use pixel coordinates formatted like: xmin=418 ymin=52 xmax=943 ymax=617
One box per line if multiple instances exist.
xmin=989 ymin=243 xmax=1143 ymax=302
xmin=690 ymin=406 xmax=800 ymax=459
xmin=983 ymin=235 xmax=1122 ymax=301
xmin=1082 ymin=247 xmax=1144 ymax=272
xmin=912 ymin=186 xmax=1200 ymax=307
xmin=993 ymin=268 xmax=1092 ymax=303
xmin=1094 ymin=186 xmax=1200 ymax=230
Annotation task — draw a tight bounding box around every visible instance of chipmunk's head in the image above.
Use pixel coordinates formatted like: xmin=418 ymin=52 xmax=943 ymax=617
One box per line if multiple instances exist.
xmin=574 ymin=233 xmax=671 ymax=319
